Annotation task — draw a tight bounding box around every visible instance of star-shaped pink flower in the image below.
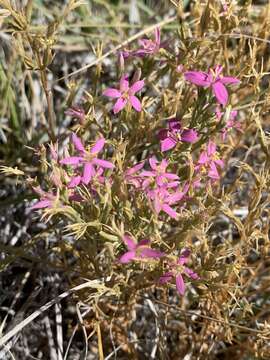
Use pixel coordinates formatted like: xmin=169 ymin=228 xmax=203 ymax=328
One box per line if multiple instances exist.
xmin=185 ymin=65 xmax=240 ymax=106
xmin=103 ymin=74 xmax=144 ymax=114
xmin=119 ymin=234 xmax=164 ymax=263
xmin=158 ymin=119 xmax=198 ymax=152
xmin=159 ymin=249 xmax=199 ymax=296
xmin=60 ymin=133 xmax=114 ymax=185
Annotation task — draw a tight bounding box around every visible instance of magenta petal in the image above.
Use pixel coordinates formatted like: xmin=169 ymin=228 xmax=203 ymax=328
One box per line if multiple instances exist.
xmin=153 ymin=196 xmax=162 ymax=214
xmin=82 ymin=162 xmax=94 ymax=184
xmin=178 ymin=255 xmax=189 ymax=266
xmin=31 ymin=200 xmax=52 ymax=210
xmin=212 ymin=81 xmax=228 ymax=106
xmin=123 ymin=235 xmax=137 ymax=250
xmin=60 ymin=156 xmax=82 ymax=165
xmin=208 ymin=162 xmax=220 ymax=179
xmin=198 ymin=151 xmax=208 ymax=164
xmin=181 ymin=129 xmax=198 ymax=143
xmin=184 ymin=267 xmax=199 ymax=280
xmin=72 ymin=133 xmax=85 ymax=152
xmin=159 ymin=272 xmax=173 ymax=284
xmin=139 ymin=248 xmax=164 ymax=259
xmin=215 ymin=158 xmax=224 ymax=168
xmin=113 ymin=97 xmax=127 ymax=114
xmin=91 ymin=138 xmax=105 ymax=154
xmin=162 ymin=204 xmax=178 ymax=219
xmin=220 ymin=76 xmax=240 ymax=85
xmin=119 ymin=250 xmax=136 ymax=263
xmin=207 ymin=141 xmax=216 ymax=155
xmin=140 ymin=170 xmax=156 ymax=177
xmin=94 ymin=158 xmax=114 ymax=169
xmin=176 ymin=274 xmax=185 ymax=295
xmin=125 ymin=162 xmax=145 ymax=175
xmin=119 ymin=75 xmax=129 ymax=92
xmin=149 ymin=156 xmax=157 ymax=170
xmin=184 ymin=71 xmax=210 ymax=86
xmin=129 ymin=80 xmax=145 ymax=95
xmin=68 ymin=175 xmax=81 ymax=188
xmin=129 ymin=96 xmax=142 ymax=112
xmin=163 ymin=173 xmax=179 ymax=180
xmin=161 ymin=137 xmax=177 ymax=152
xmin=167 ymin=192 xmax=185 ymax=204
xmin=103 ymin=88 xmax=121 ymax=98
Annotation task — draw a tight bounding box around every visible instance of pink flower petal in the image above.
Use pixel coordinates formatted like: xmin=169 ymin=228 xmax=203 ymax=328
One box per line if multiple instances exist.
xmin=125 ymin=162 xmax=145 ymax=176
xmin=197 ymin=151 xmax=208 ymax=165
xmin=181 ymin=129 xmax=199 ymax=143
xmin=149 ymin=157 xmax=157 ymax=170
xmin=82 ymin=162 xmax=94 ymax=184
xmin=113 ymin=97 xmax=127 ymax=114
xmin=123 ymin=235 xmax=137 ymax=250
xmin=163 ymin=173 xmax=179 ymax=180
xmin=31 ymin=200 xmax=52 ymax=210
xmin=119 ymin=250 xmax=136 ymax=263
xmin=212 ymin=81 xmax=228 ymax=106
xmin=140 ymin=170 xmax=156 ymax=177
xmin=60 ymin=156 xmax=82 ymax=165
xmin=184 ymin=71 xmax=210 ymax=86
xmin=119 ymin=74 xmax=129 ymax=92
xmin=93 ymin=158 xmax=114 ymax=169
xmin=139 ymin=248 xmax=164 ymax=259
xmin=153 ymin=196 xmax=162 ymax=214
xmin=184 ymin=267 xmax=199 ymax=280
xmin=91 ymin=138 xmax=105 ymax=154
xmin=159 ymin=272 xmax=173 ymax=284
xmin=72 ymin=133 xmax=85 ymax=152
xmin=129 ymin=95 xmax=142 ymax=112
xmin=129 ymin=80 xmax=145 ymax=95
xmin=103 ymin=88 xmax=121 ymax=98
xmin=207 ymin=141 xmax=216 ymax=155
xmin=161 ymin=137 xmax=177 ymax=152
xmin=68 ymin=175 xmax=81 ymax=188
xmin=208 ymin=162 xmax=220 ymax=179
xmin=220 ymin=76 xmax=240 ymax=85
xmin=162 ymin=204 xmax=178 ymax=219
xmin=167 ymin=192 xmax=185 ymax=204
xmin=176 ymin=274 xmax=185 ymax=295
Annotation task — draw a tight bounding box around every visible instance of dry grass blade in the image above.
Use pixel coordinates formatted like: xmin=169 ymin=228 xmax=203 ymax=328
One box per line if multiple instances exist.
xmin=0 ymin=280 xmax=104 ymax=348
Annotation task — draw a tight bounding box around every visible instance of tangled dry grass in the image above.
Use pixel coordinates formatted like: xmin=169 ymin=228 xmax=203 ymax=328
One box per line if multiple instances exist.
xmin=1 ymin=1 xmax=270 ymax=359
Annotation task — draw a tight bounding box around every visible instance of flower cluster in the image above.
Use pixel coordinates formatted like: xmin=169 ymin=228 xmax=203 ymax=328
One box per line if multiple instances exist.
xmin=31 ymin=26 xmax=241 ymax=298
xmin=119 ymin=235 xmax=198 ymax=296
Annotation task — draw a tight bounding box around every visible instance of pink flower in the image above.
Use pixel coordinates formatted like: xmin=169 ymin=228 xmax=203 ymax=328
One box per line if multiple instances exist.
xmin=216 ymin=107 xmax=241 ymax=140
xmin=141 ymin=157 xmax=179 ymax=189
xmin=159 ymin=249 xmax=199 ymax=296
xmin=158 ymin=119 xmax=198 ymax=152
xmin=119 ymin=234 xmax=164 ymax=263
xmin=124 ymin=162 xmax=145 ymax=188
xmin=195 ymin=141 xmax=224 ymax=180
xmin=147 ymin=185 xmax=188 ymax=219
xmin=103 ymin=74 xmax=144 ymax=114
xmin=30 ymin=186 xmax=58 ymax=210
xmin=134 ymin=27 xmax=161 ymax=57
xmin=60 ymin=133 xmax=114 ymax=185
xmin=65 ymin=106 xmax=85 ymax=124
xmin=120 ymin=27 xmax=161 ymax=59
xmin=68 ymin=168 xmax=106 ymax=189
xmin=185 ymin=65 xmax=240 ymax=106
